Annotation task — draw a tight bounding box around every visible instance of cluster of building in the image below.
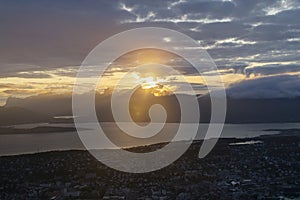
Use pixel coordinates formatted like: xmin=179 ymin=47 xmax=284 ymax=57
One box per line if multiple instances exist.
xmin=0 ymin=134 xmax=299 ymax=199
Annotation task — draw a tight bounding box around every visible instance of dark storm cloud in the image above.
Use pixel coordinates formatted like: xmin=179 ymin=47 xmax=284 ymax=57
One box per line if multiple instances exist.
xmin=0 ymin=0 xmax=129 ymax=70
xmin=227 ymin=74 xmax=300 ymax=98
xmin=240 ymin=23 xmax=299 ymax=42
xmin=216 ymin=63 xmax=300 ymax=78
xmin=1 ymin=0 xmax=300 ymax=71
xmin=262 ymin=9 xmax=300 ymax=25
xmin=208 ymin=39 xmax=300 ymax=64
xmin=244 ymin=64 xmax=300 ymax=77
xmin=120 ymin=0 xmax=300 ymax=70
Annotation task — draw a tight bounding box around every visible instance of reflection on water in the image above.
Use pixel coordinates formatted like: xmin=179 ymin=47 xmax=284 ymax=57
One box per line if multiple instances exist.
xmin=229 ymin=140 xmax=263 ymax=146
xmin=0 ymin=123 xmax=299 ymax=156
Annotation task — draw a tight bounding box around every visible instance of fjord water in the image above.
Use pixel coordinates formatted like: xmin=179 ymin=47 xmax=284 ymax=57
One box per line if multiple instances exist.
xmin=0 ymin=122 xmax=299 ymax=156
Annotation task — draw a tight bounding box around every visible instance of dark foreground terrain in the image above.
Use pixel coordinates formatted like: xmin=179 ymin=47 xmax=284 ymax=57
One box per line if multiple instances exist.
xmin=0 ymin=131 xmax=299 ymax=199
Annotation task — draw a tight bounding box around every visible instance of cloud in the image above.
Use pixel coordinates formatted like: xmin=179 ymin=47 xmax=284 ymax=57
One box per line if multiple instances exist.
xmin=0 ymin=83 xmax=34 ymax=90
xmin=15 ymin=72 xmax=52 ymax=79
xmin=0 ymin=0 xmax=299 ymax=71
xmin=263 ymin=0 xmax=300 ymax=15
xmin=244 ymin=64 xmax=300 ymax=77
xmin=227 ymin=74 xmax=300 ymax=98
xmin=0 ymin=64 xmax=52 ymax=78
xmin=0 ymin=0 xmax=300 ymax=99
xmin=0 ymin=0 xmax=127 ymax=69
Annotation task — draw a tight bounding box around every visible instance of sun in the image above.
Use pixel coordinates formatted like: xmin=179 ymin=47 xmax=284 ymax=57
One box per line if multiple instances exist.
xmin=141 ymin=76 xmax=159 ymax=89
xmin=132 ymin=73 xmax=160 ymax=89
xmin=140 ymin=76 xmax=175 ymax=97
xmin=131 ymin=73 xmax=175 ymax=96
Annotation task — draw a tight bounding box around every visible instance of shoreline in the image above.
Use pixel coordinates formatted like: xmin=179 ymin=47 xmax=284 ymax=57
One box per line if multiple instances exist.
xmin=1 ymin=129 xmax=298 ymax=158
xmin=1 ymin=131 xmax=299 ymax=199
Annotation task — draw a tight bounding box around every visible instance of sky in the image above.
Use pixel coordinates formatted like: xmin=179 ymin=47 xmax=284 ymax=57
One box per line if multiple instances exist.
xmin=0 ymin=0 xmax=300 ymax=105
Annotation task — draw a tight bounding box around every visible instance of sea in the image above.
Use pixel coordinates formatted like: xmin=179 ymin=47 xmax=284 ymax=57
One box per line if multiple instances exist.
xmin=0 ymin=122 xmax=299 ymax=156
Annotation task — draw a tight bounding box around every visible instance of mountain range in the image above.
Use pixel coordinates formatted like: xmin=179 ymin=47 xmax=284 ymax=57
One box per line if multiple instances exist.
xmin=1 ymin=88 xmax=300 ymax=125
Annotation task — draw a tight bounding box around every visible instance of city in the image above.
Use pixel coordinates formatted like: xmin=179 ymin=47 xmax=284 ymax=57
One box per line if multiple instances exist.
xmin=0 ymin=131 xmax=299 ymax=199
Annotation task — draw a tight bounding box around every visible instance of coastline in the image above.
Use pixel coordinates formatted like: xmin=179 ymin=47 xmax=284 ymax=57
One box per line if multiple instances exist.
xmin=0 ymin=131 xmax=299 ymax=199
xmin=1 ymin=129 xmax=298 ymax=158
